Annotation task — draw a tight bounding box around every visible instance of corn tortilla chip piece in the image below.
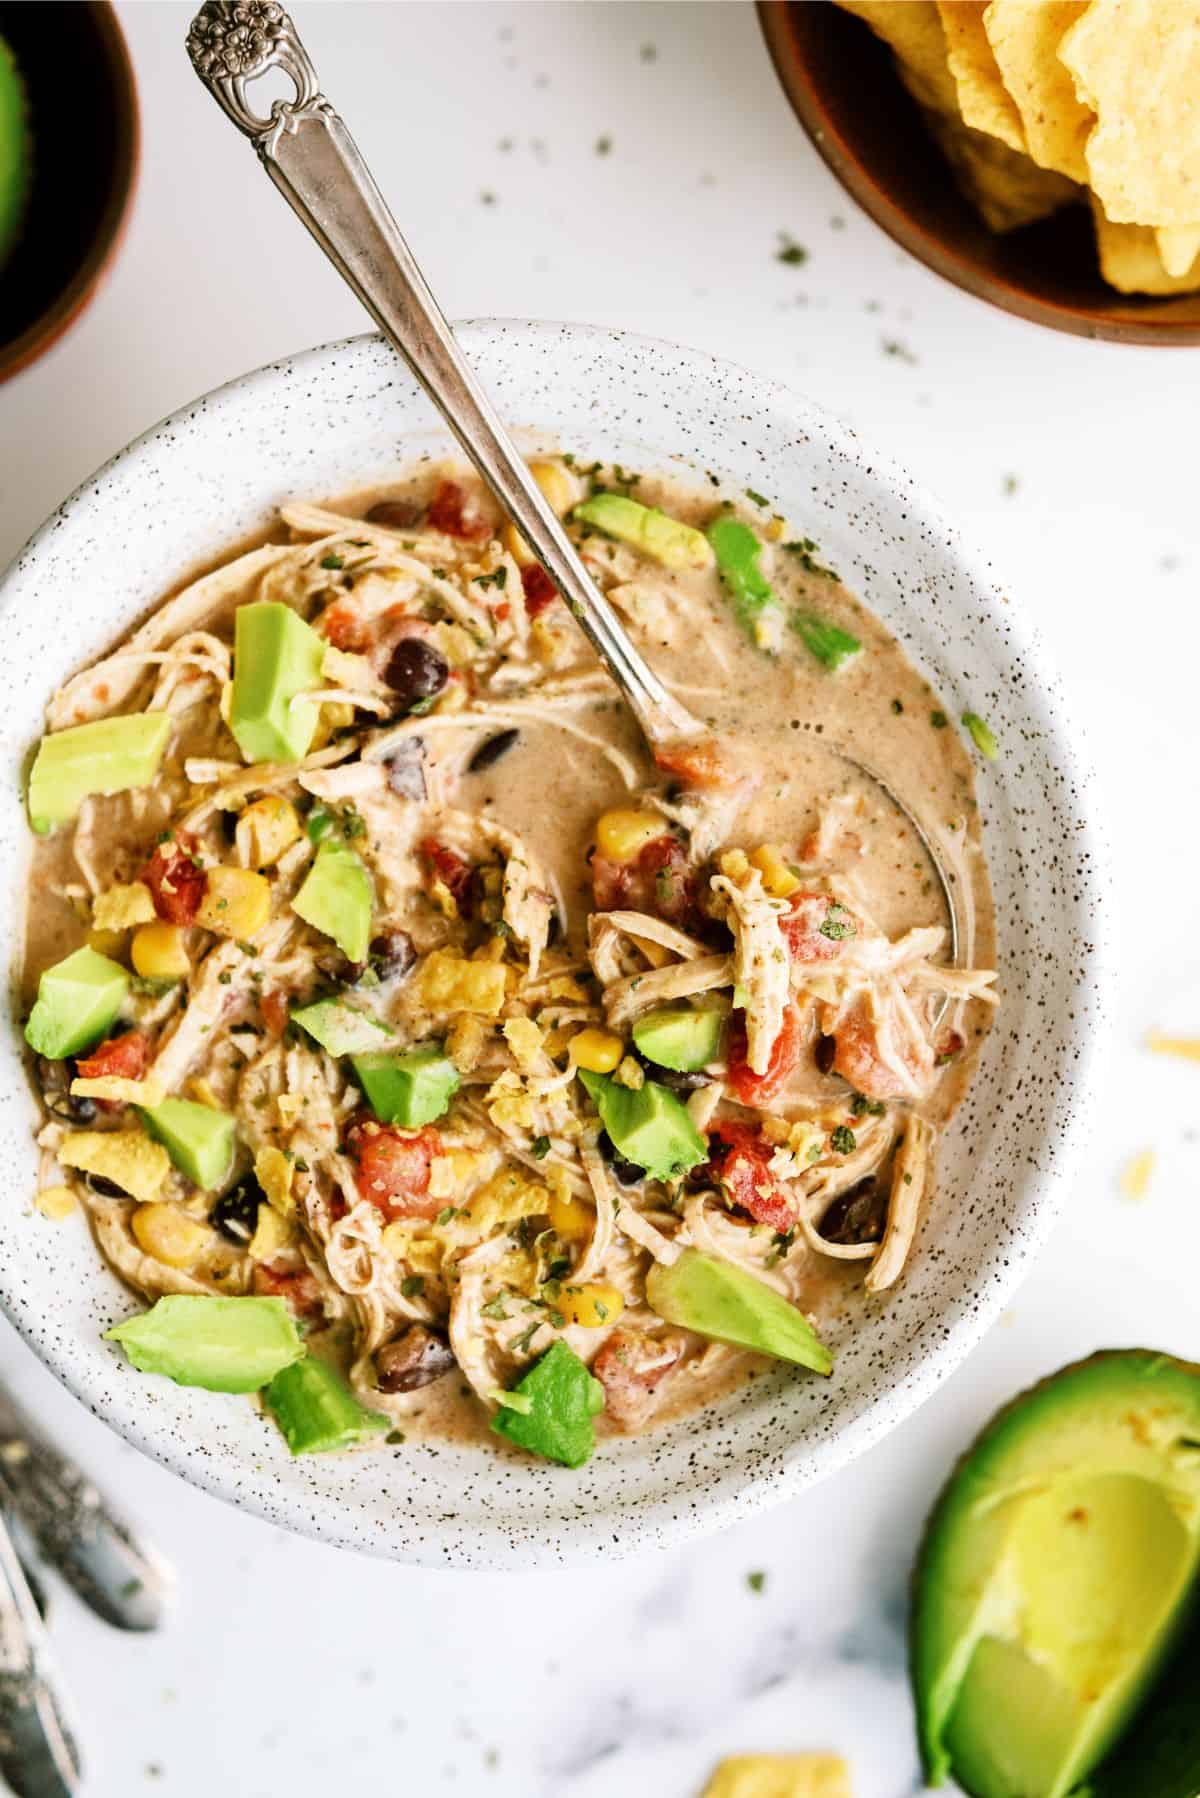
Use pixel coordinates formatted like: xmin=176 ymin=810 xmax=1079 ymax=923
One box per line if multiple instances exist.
xmin=983 ymin=0 xmax=1092 ymax=180
xmin=1156 ymin=224 xmax=1200 ymax=278
xmin=834 ymin=1 xmax=960 ymax=114
xmin=1061 ymin=0 xmax=1200 ymax=225
xmin=702 ymin=1754 xmax=854 ymax=1798
xmin=936 ymin=1 xmax=1027 ymax=151
xmin=924 ymin=101 xmax=1077 ymax=230
xmin=1091 ymin=198 xmax=1200 ymax=294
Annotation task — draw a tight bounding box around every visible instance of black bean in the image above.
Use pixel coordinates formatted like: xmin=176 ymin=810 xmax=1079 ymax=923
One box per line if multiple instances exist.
xmin=821 ymin=1178 xmax=886 ymax=1246
xmin=220 ymin=807 xmax=240 ymax=847
xmin=383 ymin=639 xmax=448 ymax=708
xmin=598 ymin=1131 xmax=644 ymax=1187
xmin=640 ymin=1059 xmax=709 ymax=1094
xmin=383 ymin=737 xmax=426 ymax=802
xmin=37 ymin=1058 xmax=97 ymax=1124
xmin=370 ymin=929 xmax=416 ymax=982
xmin=376 ymin=1325 xmax=456 ymax=1393
xmin=366 ymin=498 xmax=423 ymax=530
xmin=211 ymin=1176 xmax=266 ymax=1245
xmin=466 ymin=728 xmax=519 ymax=773
xmin=85 ymin=1175 xmax=126 ymax=1199
xmin=815 ymin=1033 xmax=837 ymax=1075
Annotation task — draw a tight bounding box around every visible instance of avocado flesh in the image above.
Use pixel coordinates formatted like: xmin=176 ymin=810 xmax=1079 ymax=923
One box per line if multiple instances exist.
xmin=264 ymin=1356 xmax=387 ymax=1455
xmin=352 ymin=1043 xmax=459 ymax=1126
xmin=1090 ymin=1614 xmax=1200 ymax=1798
xmin=292 ymin=998 xmax=391 ymax=1058
xmin=573 ymin=493 xmax=712 ymax=570
xmin=632 ymin=1004 xmax=723 ymax=1072
xmin=577 ymin=1069 xmax=706 ymax=1180
xmin=28 ymin=712 xmax=171 ymax=833
xmin=912 ymin=1351 xmax=1200 ymax=1798
xmin=24 ymin=945 xmax=130 ymax=1059
xmin=291 ymin=840 xmax=372 ymax=963
xmin=229 ymin=602 xmax=326 ymax=765
xmin=0 ymin=36 xmax=30 ymax=269
xmin=138 ymin=1098 xmax=235 ymax=1191
xmin=646 ymin=1248 xmax=832 ymax=1374
xmin=105 ymin=1295 xmax=304 ymax=1394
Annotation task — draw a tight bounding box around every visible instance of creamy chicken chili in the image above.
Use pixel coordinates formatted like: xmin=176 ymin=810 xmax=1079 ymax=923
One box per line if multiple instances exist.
xmin=21 ymin=458 xmax=996 ymax=1467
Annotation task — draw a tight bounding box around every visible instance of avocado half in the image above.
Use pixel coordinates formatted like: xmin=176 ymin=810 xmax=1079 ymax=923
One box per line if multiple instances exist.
xmin=911 ymin=1350 xmax=1200 ymax=1798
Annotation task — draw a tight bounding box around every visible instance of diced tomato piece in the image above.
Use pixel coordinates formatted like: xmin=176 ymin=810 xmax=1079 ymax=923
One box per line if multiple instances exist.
xmin=781 ymin=891 xmax=857 ymax=965
xmin=420 ymin=837 xmax=474 ymax=913
xmin=705 ymin=1121 xmax=795 ymax=1232
xmin=591 ymin=1328 xmax=686 ymax=1431
xmin=345 ymin=1120 xmax=442 ymax=1221
xmin=427 ymin=480 xmax=490 ymax=541
xmin=252 ymin=1262 xmax=325 ymax=1320
xmin=142 ymin=835 xmax=207 ymax=925
xmin=653 ymin=734 xmax=741 ymax=790
xmin=726 ymin=1003 xmax=805 ymax=1106
xmin=520 ymin=563 xmax=558 ymax=617
xmin=75 ymin=1030 xmax=151 ymax=1083
xmin=260 ymin=990 xmax=291 ymax=1037
xmin=826 ymin=993 xmax=924 ymax=1102
xmin=590 ymin=834 xmax=697 ymax=928
xmin=319 ymin=598 xmax=369 ymax=653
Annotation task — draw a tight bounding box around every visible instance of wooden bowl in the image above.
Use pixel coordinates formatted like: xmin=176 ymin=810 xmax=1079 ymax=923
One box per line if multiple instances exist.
xmin=757 ymin=0 xmax=1200 ymax=345
xmin=0 ymin=2 xmax=138 ymax=384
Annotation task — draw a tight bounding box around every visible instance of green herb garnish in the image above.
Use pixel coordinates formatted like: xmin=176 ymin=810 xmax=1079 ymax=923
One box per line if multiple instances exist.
xmin=962 ymin=711 xmax=998 ymax=760
xmin=819 ymin=901 xmax=857 ymax=942
xmin=792 ymin=613 xmax=861 ymax=671
xmin=931 ymin=710 xmax=948 ymax=729
xmin=320 ymin=553 xmax=345 ymax=571
xmin=830 ymin=1125 xmax=857 ymax=1155
xmin=400 ymin=1275 xmax=425 ymax=1299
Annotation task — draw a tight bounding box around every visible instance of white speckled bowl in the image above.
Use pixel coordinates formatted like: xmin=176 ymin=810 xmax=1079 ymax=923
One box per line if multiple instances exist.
xmin=0 ymin=324 xmax=1109 ymax=1566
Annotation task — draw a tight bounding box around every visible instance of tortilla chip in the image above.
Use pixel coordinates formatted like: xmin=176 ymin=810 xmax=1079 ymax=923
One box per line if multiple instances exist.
xmin=834 ymin=1 xmax=960 ymax=114
xmin=702 ymin=1755 xmax=853 ymax=1798
xmin=936 ymin=1 xmax=1027 ymax=150
xmin=1156 ymin=224 xmax=1200 ymax=277
xmin=1061 ymin=0 xmax=1200 ymax=225
xmin=1091 ymin=198 xmax=1200 ymax=293
xmin=982 ymin=0 xmax=1092 ymax=180
xmin=924 ymin=101 xmax=1078 ymax=229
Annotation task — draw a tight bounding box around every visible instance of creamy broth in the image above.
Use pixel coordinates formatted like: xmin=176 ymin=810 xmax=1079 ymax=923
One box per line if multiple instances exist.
xmin=21 ymin=459 xmax=995 ymax=1462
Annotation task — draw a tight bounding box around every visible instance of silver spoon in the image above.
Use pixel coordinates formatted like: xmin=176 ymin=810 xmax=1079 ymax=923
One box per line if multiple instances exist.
xmin=183 ymin=2 xmax=959 ymax=965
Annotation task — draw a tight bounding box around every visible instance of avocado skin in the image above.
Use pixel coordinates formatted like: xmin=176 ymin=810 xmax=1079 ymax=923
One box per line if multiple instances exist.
xmin=1088 ymin=1613 xmax=1200 ymax=1798
xmin=910 ymin=1349 xmax=1200 ymax=1797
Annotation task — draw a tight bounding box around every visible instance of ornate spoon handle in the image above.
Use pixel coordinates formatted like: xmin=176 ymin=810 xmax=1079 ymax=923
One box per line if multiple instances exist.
xmin=185 ymin=1 xmax=698 ymax=750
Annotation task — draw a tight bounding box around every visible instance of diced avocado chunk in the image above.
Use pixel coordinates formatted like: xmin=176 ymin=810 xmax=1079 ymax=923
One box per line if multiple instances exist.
xmin=706 ymin=516 xmax=785 ymax=650
xmin=105 ymin=1295 xmax=304 ymax=1393
xmin=138 ymin=1098 xmax=236 ymax=1191
xmin=264 ymin=1355 xmax=388 ymax=1455
xmin=632 ymin=1004 xmax=723 ymax=1073
xmin=28 ymin=712 xmax=171 ymax=833
xmin=352 ymin=1042 xmax=460 ymax=1126
xmin=491 ymin=1339 xmax=605 ymax=1468
xmin=229 ymin=601 xmax=326 ymax=764
xmin=912 ymin=1350 xmax=1200 ymax=1798
xmin=291 ymin=998 xmax=392 ymax=1058
xmin=24 ymin=945 xmax=129 ymax=1059
xmin=646 ymin=1249 xmax=832 ymax=1374
xmin=577 ymin=1069 xmax=706 ymax=1181
xmin=573 ymin=492 xmax=713 ymax=570
xmin=291 ymin=839 xmax=372 ymax=962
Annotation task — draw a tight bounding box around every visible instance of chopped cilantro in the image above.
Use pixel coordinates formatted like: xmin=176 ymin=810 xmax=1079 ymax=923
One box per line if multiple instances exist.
xmin=481 ymin=1294 xmax=510 ymax=1321
xmin=783 ymin=538 xmax=839 ymax=580
xmin=819 ymin=901 xmax=857 ymax=942
xmin=532 ymin=1135 xmax=551 ymax=1160
xmin=930 ymin=710 xmax=948 ymax=729
xmin=745 ymin=487 xmax=770 ymax=508
xmin=436 ymin=1206 xmax=458 ymax=1226
xmin=891 ymin=698 xmax=903 ymax=715
xmin=320 ymin=553 xmax=344 ymax=571
xmin=747 ymin=1570 xmax=767 ymax=1594
xmin=776 ymin=235 xmax=808 ymax=267
xmin=400 ymin=1275 xmax=426 ymax=1300
xmin=850 ymin=1092 xmax=885 ymax=1117
xmin=830 ymin=1125 xmax=857 ymax=1155
xmin=962 ymin=711 xmax=998 ymax=760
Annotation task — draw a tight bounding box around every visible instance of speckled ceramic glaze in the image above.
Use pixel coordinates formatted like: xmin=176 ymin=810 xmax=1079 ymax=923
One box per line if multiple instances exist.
xmin=0 ymin=324 xmax=1109 ymax=1566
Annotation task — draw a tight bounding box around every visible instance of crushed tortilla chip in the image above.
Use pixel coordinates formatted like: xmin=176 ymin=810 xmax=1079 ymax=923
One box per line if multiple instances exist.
xmin=503 ymin=1015 xmax=544 ymax=1070
xmin=1119 ymin=1149 xmax=1155 ymax=1202
xmin=92 ymin=881 xmax=155 ymax=931
xmin=254 ymin=1145 xmax=295 ymax=1216
xmin=248 ymin=1204 xmax=295 ymax=1261
xmin=35 ymin=1186 xmax=78 ymax=1221
xmin=58 ymin=1129 xmax=169 ymax=1204
xmin=1145 ymin=1029 xmax=1200 ymax=1062
xmin=983 ymin=0 xmax=1092 ymax=180
xmin=1091 ymin=202 xmax=1200 ymax=292
xmin=702 ymin=1754 xmax=853 ymax=1798
xmin=71 ymin=1074 xmax=165 ymax=1108
xmin=1156 ymin=223 xmax=1200 ymax=278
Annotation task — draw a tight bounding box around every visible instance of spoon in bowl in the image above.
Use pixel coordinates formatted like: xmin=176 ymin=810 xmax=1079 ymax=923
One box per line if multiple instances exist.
xmin=184 ymin=1 xmax=959 ymax=966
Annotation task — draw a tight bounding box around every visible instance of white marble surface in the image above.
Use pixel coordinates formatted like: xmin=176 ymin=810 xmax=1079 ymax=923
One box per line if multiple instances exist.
xmin=0 ymin=3 xmax=1196 ymax=1794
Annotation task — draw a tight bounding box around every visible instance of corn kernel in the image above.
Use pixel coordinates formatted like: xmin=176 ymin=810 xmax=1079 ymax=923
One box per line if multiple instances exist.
xmin=547 ymin=976 xmax=588 ymax=1003
xmin=236 ymin=795 xmax=301 ymax=870
xmin=595 ymin=809 xmax=666 ymax=864
xmin=503 ymin=521 xmax=536 ymax=569
xmin=197 ymin=866 xmax=271 ymax=939
xmin=765 ymin=516 xmax=787 ymax=542
xmin=35 ymin=1186 xmax=77 ymax=1221
xmin=718 ymin=848 xmax=751 ymax=881
xmin=132 ymin=1202 xmax=211 ymax=1268
xmin=132 ymin=921 xmax=190 ymax=980
xmin=530 ymin=460 xmax=577 ymax=516
xmin=569 ymin=1028 xmax=624 ymax=1074
xmin=546 ymin=1187 xmax=594 ymax=1243
xmin=187 ymin=1077 xmax=221 ymax=1110
xmin=437 ymin=681 xmax=468 ymax=715
xmin=749 ymin=843 xmax=802 ymax=899
xmin=312 ymin=700 xmax=355 ymax=748
xmin=248 ymin=1204 xmax=295 ymax=1261
xmin=612 ymin=1055 xmax=645 ymax=1090
xmin=556 ymin=1282 xmax=624 ymax=1329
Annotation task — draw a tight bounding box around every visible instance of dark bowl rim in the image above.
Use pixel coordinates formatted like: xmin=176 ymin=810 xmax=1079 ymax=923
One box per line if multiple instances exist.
xmin=756 ymin=0 xmax=1200 ymax=347
xmin=0 ymin=1 xmax=140 ymax=385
